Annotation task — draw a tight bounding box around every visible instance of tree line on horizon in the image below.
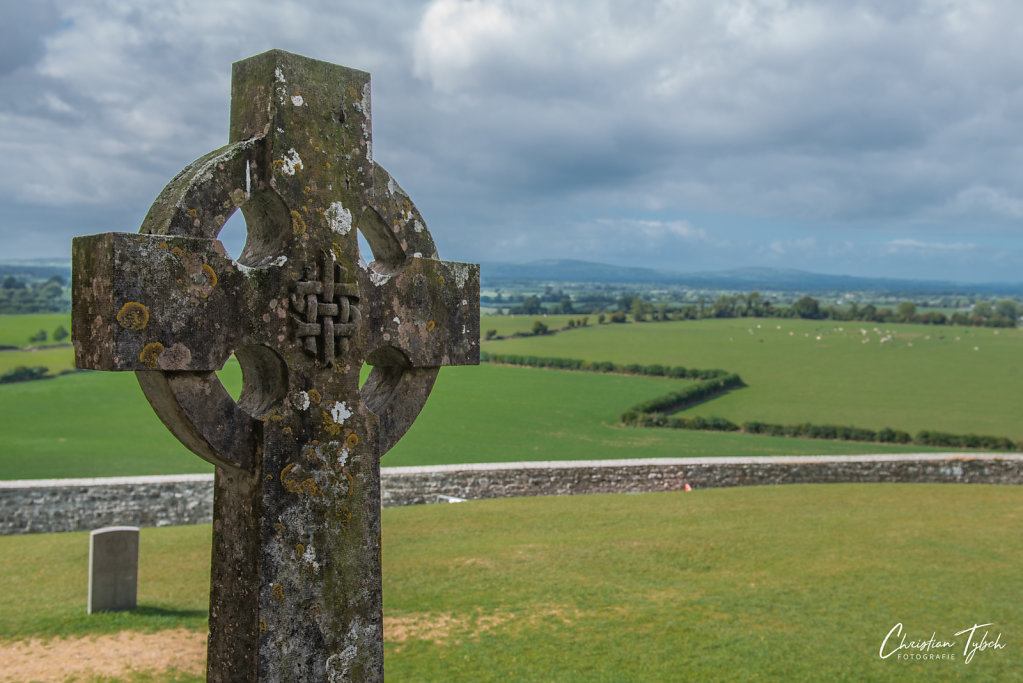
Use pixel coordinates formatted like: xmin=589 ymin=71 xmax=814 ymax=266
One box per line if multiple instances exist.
xmin=0 ymin=275 xmax=70 ymax=314
xmin=504 ymin=291 xmax=1019 ymax=328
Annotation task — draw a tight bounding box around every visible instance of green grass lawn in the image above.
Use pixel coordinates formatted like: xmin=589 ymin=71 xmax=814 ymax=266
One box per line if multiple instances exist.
xmin=2 ymin=484 xmax=1019 ymax=681
xmin=0 ymin=371 xmax=217 ymax=479
xmin=384 ymin=364 xmax=934 ymax=467
xmin=485 ymin=317 xmax=1023 ymax=439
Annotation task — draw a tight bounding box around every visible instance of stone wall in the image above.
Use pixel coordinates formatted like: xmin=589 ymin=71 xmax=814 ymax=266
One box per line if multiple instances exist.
xmin=0 ymin=474 xmax=214 ymax=535
xmin=2 ymin=454 xmax=1020 ymax=535
xmin=380 ymin=454 xmax=1023 ymax=507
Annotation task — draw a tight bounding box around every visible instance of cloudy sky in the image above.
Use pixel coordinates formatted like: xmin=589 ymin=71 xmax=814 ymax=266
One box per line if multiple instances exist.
xmin=3 ymin=0 xmax=1023 ymax=282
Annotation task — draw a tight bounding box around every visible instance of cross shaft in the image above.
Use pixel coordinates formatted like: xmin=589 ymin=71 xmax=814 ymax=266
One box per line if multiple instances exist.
xmin=71 ymin=50 xmax=479 ymax=681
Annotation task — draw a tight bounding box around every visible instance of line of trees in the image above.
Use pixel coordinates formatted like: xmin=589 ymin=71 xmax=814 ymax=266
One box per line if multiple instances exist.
xmin=0 ymin=366 xmax=50 ymax=383
xmin=627 ymin=413 xmax=1022 ymax=452
xmin=0 ymin=275 xmax=70 ymax=314
xmin=614 ymin=292 xmax=1019 ymax=328
xmin=499 ymin=289 xmax=1019 ymax=329
xmin=479 ymin=351 xmax=732 ymax=380
xmin=620 ymin=374 xmax=745 ymax=422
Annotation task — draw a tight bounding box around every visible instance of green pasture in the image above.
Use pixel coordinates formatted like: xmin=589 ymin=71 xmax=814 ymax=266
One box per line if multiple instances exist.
xmin=0 ymin=313 xmax=76 ymax=376
xmin=0 ymin=345 xmax=76 ymax=375
xmin=480 ymin=313 xmax=585 ymax=338
xmin=0 ymin=361 xmax=930 ymax=481
xmin=485 ymin=317 xmax=1023 ymax=439
xmin=0 ymin=313 xmax=70 ymax=347
xmin=2 ymin=485 xmax=1019 ymax=680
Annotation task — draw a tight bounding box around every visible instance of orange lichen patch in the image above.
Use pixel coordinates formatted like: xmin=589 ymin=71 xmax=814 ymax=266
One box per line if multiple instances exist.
xmin=259 ymin=619 xmax=269 ymax=634
xmin=186 ymin=208 xmax=199 ymax=218
xmin=291 ymin=210 xmax=307 ymax=235
xmin=158 ymin=241 xmax=170 ymax=250
xmin=294 ymin=543 xmax=306 ymax=560
xmin=281 ymin=462 xmax=298 ymax=486
xmin=139 ymin=342 xmax=165 ymax=368
xmin=307 ymin=389 xmax=322 ymax=405
xmin=281 ymin=462 xmax=322 ymax=497
xmin=271 ymin=584 xmax=284 ymax=602
xmin=116 ymin=302 xmax=149 ymax=330
xmin=331 ymin=505 xmax=352 ymax=526
xmin=345 ymin=432 xmax=359 ymax=448
xmin=200 ymin=264 xmax=218 ymax=296
xmin=426 ymin=320 xmax=436 ymax=332
xmin=321 ymin=410 xmax=342 ymax=437
xmin=171 ymin=246 xmax=184 ymax=258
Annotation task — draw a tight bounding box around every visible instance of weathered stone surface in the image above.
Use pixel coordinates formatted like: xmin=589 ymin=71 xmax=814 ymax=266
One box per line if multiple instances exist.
xmin=0 ymin=475 xmax=214 ymax=535
xmin=379 ymin=454 xmax=1023 ymax=505
xmin=71 ymin=49 xmax=479 ymax=681
xmin=88 ymin=526 xmax=139 ymax=614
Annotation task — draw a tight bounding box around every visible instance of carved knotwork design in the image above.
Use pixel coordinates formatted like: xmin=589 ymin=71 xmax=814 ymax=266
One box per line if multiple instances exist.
xmin=291 ymin=253 xmax=361 ymax=365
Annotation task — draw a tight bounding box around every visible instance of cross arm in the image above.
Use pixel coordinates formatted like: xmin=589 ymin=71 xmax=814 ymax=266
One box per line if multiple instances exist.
xmin=361 ymin=257 xmax=480 ymax=369
xmin=72 ymin=232 xmax=278 ymax=372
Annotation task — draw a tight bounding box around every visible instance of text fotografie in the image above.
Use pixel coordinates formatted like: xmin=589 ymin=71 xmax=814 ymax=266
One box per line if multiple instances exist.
xmin=880 ymin=622 xmax=1006 ymax=663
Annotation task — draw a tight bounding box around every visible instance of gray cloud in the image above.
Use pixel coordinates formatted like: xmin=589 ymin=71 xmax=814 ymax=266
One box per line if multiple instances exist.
xmin=2 ymin=0 xmax=1022 ymax=281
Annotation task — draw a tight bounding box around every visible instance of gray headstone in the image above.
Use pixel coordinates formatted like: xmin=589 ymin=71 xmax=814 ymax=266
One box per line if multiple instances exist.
xmin=88 ymin=526 xmax=139 ymax=614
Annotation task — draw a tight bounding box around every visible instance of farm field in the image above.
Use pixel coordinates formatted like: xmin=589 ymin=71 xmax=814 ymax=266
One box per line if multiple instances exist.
xmin=484 ymin=316 xmax=1023 ymax=439
xmin=480 ymin=313 xmax=587 ymax=337
xmin=1 ymin=312 xmax=1012 ymax=480
xmin=0 ymin=361 xmax=931 ymax=480
xmin=1 ymin=485 xmax=1019 ymax=680
xmin=0 ymin=313 xmax=69 ymax=347
xmin=0 ymin=344 xmax=76 ymax=375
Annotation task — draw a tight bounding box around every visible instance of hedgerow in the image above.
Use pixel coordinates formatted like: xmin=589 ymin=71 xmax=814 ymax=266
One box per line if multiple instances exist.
xmin=480 ymin=351 xmax=1021 ymax=452
xmin=480 ymin=351 xmax=729 ymax=380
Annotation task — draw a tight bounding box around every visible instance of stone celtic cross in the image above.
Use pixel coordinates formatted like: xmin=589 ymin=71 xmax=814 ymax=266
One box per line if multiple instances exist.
xmin=72 ymin=50 xmax=479 ymax=681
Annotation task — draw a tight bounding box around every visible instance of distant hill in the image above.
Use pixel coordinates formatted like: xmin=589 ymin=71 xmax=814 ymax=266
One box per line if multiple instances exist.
xmin=481 ymin=259 xmax=1023 ymax=295
xmin=0 ymin=259 xmax=72 ymax=285
xmin=5 ymin=256 xmax=1021 ymax=296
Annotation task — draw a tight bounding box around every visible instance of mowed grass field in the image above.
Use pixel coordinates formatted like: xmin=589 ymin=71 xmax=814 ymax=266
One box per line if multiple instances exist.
xmin=1 ymin=485 xmax=1020 ymax=680
xmin=485 ymin=317 xmax=1023 ymax=439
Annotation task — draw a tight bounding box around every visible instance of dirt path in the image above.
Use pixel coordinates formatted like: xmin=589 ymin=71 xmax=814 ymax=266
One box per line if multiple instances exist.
xmin=0 ymin=629 xmax=207 ymax=682
xmin=0 ymin=612 xmax=563 ymax=680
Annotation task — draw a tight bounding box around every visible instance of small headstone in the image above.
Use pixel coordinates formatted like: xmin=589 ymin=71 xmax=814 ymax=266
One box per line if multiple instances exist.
xmin=88 ymin=526 xmax=139 ymax=614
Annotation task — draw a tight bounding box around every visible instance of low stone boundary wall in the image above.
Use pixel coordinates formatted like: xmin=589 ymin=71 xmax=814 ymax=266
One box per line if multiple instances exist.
xmin=2 ymin=454 xmax=1020 ymax=535
xmin=0 ymin=474 xmax=214 ymax=536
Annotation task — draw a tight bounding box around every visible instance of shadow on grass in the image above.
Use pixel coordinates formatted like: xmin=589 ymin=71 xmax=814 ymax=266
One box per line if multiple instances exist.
xmin=131 ymin=605 xmax=208 ymax=620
